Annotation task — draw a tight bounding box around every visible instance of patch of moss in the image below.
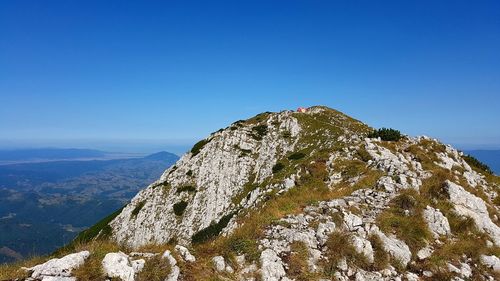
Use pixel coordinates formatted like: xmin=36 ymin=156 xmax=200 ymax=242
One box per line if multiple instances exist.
xmin=173 ymin=201 xmax=188 ymax=216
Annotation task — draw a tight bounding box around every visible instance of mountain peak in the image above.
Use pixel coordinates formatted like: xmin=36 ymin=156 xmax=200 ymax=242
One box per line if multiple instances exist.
xmin=15 ymin=107 xmax=500 ymax=281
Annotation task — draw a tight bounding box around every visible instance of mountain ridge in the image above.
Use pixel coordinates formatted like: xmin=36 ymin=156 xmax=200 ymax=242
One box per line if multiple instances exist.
xmin=2 ymin=106 xmax=499 ymax=281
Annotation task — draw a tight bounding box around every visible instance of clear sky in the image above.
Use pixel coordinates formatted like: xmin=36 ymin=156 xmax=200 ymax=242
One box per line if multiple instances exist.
xmin=1 ymin=0 xmax=499 ymax=153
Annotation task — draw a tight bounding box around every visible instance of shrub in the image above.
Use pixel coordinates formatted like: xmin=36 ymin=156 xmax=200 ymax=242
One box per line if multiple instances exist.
xmin=272 ymin=162 xmax=285 ymax=174
xmin=186 ymin=170 xmax=193 ymax=177
xmin=463 ymin=155 xmax=492 ymax=175
xmin=191 ymin=139 xmax=210 ymax=156
xmin=368 ymin=128 xmax=402 ymax=141
xmin=173 ymin=201 xmax=188 ymax=216
xmin=288 ymin=152 xmax=306 ymax=160
xmin=131 ymin=201 xmax=146 ymax=218
xmin=176 ymin=185 xmax=196 ymax=193
xmin=251 ymin=124 xmax=268 ymax=140
xmin=191 ymin=213 xmax=234 ymax=243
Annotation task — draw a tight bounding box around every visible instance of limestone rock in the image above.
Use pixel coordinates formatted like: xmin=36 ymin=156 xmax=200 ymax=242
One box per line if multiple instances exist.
xmin=162 ymin=250 xmax=180 ymax=281
xmin=372 ymin=229 xmax=412 ymax=267
xmin=423 ymin=206 xmax=451 ymax=238
xmin=174 ymin=245 xmax=196 ymax=263
xmin=25 ymin=251 xmax=89 ymax=280
xmin=260 ymin=249 xmax=289 ymax=281
xmin=480 ymin=255 xmax=500 ymax=272
xmin=102 ymin=252 xmax=144 ymax=281
xmin=446 ymin=181 xmax=500 ymax=246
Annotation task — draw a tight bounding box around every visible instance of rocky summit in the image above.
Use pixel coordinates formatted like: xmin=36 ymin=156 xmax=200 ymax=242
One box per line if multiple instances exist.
xmin=2 ymin=106 xmax=500 ymax=281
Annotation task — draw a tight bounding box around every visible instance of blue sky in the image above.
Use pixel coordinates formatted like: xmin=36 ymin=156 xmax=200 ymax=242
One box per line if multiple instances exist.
xmin=1 ymin=0 xmax=499 ymax=153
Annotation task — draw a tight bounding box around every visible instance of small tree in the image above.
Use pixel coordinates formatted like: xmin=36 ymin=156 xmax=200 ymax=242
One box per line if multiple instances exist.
xmin=368 ymin=128 xmax=402 ymax=141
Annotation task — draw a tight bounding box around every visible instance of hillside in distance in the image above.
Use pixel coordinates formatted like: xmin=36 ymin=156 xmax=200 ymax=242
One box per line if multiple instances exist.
xmin=1 ymin=106 xmax=499 ymax=281
xmin=0 ymin=148 xmax=141 ymax=165
xmin=0 ymin=151 xmax=178 ymax=264
xmin=466 ymin=150 xmax=500 ymax=175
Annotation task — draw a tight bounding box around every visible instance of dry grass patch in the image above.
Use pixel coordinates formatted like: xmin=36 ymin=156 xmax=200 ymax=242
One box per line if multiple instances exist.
xmin=322 ymin=231 xmax=370 ymax=277
xmin=283 ymin=241 xmax=316 ymax=281
xmin=368 ymin=234 xmax=390 ymax=271
xmin=377 ymin=190 xmax=432 ymax=254
xmin=136 ymin=255 xmax=171 ymax=281
xmin=71 ymin=240 xmax=122 ymax=281
xmin=0 ymin=255 xmax=47 ymax=280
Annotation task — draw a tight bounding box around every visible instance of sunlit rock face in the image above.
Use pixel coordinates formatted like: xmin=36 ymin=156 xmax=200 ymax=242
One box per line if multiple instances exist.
xmin=80 ymin=106 xmax=500 ymax=280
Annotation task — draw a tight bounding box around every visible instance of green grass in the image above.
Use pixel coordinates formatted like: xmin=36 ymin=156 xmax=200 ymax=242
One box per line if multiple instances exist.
xmin=136 ymin=254 xmax=171 ymax=281
xmin=322 ymin=231 xmax=370 ymax=277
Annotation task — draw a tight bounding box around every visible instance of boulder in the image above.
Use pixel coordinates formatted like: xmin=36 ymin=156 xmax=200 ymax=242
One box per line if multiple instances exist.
xmin=423 ymin=206 xmax=451 ymax=238
xmin=102 ymin=252 xmax=144 ymax=281
xmin=480 ymin=255 xmax=500 ymax=272
xmin=162 ymin=250 xmax=180 ymax=281
xmin=260 ymin=249 xmax=289 ymax=281
xmin=446 ymin=181 xmax=500 ymax=246
xmin=174 ymin=245 xmax=196 ymax=262
xmin=25 ymin=251 xmax=89 ymax=279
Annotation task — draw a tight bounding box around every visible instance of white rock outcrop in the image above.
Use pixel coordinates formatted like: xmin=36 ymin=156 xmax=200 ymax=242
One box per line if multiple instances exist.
xmin=102 ymin=252 xmax=144 ymax=281
xmin=445 ymin=180 xmax=500 ymax=246
xmin=480 ymin=255 xmax=500 ymax=272
xmin=24 ymin=251 xmax=89 ymax=280
xmin=162 ymin=250 xmax=180 ymax=281
xmin=110 ymin=111 xmax=302 ymax=247
xmin=174 ymin=245 xmax=196 ymax=263
xmin=423 ymin=206 xmax=451 ymax=239
xmin=260 ymin=249 xmax=289 ymax=281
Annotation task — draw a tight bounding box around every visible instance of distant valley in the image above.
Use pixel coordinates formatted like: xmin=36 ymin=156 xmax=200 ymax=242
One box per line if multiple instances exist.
xmin=0 ymin=149 xmax=178 ymax=264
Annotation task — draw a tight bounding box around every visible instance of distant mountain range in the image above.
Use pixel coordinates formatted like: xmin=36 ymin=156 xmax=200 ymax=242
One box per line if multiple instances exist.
xmin=465 ymin=150 xmax=500 ymax=175
xmin=0 ymin=148 xmax=144 ymax=165
xmin=0 ymin=149 xmax=178 ymax=263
